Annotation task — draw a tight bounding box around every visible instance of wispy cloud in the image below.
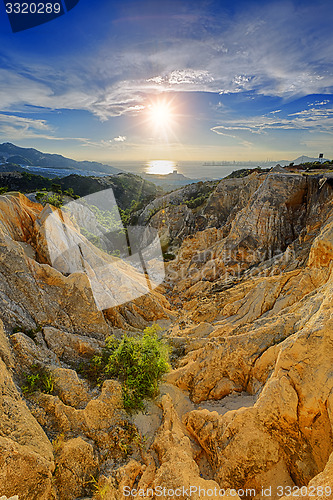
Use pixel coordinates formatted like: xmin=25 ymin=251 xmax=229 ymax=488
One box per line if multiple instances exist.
xmin=0 ymin=113 xmax=89 ymax=143
xmin=211 ymin=106 xmax=333 ymax=150
xmin=286 ymin=108 xmax=333 ymax=131
xmin=0 ymin=113 xmax=54 ymax=140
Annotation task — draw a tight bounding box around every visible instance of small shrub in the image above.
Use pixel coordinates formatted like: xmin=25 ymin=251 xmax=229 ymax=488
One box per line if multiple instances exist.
xmin=45 ymin=193 xmax=64 ymax=208
xmin=89 ymin=204 xmax=123 ymax=232
xmin=77 ymin=353 xmax=107 ymax=387
xmin=147 ymin=206 xmax=161 ymax=221
xmin=0 ymin=186 xmax=8 ymax=195
xmin=80 ymin=228 xmax=104 ymax=251
xmin=109 ymin=248 xmax=121 ymax=258
xmin=87 ymin=475 xmax=112 ymax=499
xmin=35 ymin=191 xmax=45 ymax=203
xmin=109 ymin=421 xmax=145 ymax=458
xmin=35 ymin=191 xmax=63 ymax=208
xmin=119 ymin=199 xmax=140 ymax=226
xmin=21 ymin=364 xmax=55 ymax=395
xmin=186 ymin=193 xmax=208 ymax=209
xmin=80 ymin=324 xmax=170 ymax=412
xmin=51 ymin=183 xmax=62 ymax=194
xmin=63 ymin=187 xmax=79 ymax=199
xmin=105 ymin=325 xmax=170 ymax=411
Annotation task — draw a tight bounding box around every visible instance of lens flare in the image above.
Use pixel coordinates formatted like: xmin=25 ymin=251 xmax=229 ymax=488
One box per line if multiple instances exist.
xmin=148 ymin=100 xmax=174 ymax=129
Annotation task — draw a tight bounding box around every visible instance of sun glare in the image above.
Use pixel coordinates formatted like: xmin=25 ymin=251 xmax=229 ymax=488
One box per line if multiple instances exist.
xmin=146 ymin=160 xmax=176 ymax=175
xmin=148 ymin=100 xmax=174 ymax=131
xmin=141 ymin=96 xmax=181 ymax=143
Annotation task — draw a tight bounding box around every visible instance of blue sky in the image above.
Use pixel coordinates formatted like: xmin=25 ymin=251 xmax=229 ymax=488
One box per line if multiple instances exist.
xmin=0 ymin=0 xmax=333 ymax=163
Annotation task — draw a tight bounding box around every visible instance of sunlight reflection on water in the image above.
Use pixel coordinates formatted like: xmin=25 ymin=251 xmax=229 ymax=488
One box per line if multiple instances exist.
xmin=145 ymin=160 xmax=177 ymax=175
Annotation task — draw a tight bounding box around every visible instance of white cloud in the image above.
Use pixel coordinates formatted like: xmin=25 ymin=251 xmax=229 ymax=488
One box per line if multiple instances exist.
xmin=288 ymin=107 xmax=333 ymax=130
xmin=147 ymin=76 xmax=164 ymax=84
xmin=0 ymin=113 xmax=90 ymax=143
xmin=168 ymin=69 xmax=214 ymax=86
xmin=0 ymin=69 xmax=53 ymax=111
xmin=113 ymin=136 xmax=127 ymax=142
xmin=308 ymin=100 xmax=330 ymax=107
xmin=211 ymin=106 xmax=333 ymax=145
xmin=0 ymin=113 xmax=50 ymax=130
xmin=0 ymin=113 xmax=54 ymax=140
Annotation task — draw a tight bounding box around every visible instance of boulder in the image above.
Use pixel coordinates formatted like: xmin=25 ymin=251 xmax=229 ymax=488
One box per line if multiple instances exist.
xmin=53 ymin=437 xmax=98 ymax=500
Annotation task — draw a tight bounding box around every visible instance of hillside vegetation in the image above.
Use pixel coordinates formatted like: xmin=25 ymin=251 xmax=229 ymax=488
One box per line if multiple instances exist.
xmin=0 ymin=170 xmax=163 ymax=211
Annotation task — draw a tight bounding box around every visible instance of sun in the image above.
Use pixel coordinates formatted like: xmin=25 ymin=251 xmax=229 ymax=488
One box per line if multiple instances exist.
xmin=142 ymin=96 xmax=181 ymax=140
xmin=148 ymin=100 xmax=174 ymax=130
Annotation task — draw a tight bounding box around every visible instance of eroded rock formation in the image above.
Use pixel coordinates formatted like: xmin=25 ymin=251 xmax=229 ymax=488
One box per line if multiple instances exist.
xmin=0 ymin=170 xmax=332 ymax=499
xmin=0 ymin=193 xmax=172 ymax=333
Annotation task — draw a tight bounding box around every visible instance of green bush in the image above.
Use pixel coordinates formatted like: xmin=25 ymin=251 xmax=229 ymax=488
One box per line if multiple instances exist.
xmin=147 ymin=206 xmax=162 ymax=221
xmin=35 ymin=191 xmax=63 ymax=208
xmin=186 ymin=193 xmax=209 ymax=209
xmin=51 ymin=183 xmax=62 ymax=194
xmin=21 ymin=364 xmax=55 ymax=395
xmin=89 ymin=204 xmax=123 ymax=232
xmin=80 ymin=228 xmax=104 ymax=251
xmin=80 ymin=324 xmax=170 ymax=412
xmin=63 ymin=187 xmax=79 ymax=199
xmin=119 ymin=199 xmax=140 ymax=226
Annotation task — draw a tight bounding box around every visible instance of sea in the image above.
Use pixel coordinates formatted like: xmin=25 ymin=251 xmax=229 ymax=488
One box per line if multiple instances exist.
xmin=23 ymin=160 xmax=271 ymax=180
xmin=111 ymin=160 xmax=240 ymax=179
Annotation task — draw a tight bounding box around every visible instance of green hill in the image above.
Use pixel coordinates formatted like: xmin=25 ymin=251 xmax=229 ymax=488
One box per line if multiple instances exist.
xmin=0 ymin=171 xmax=163 ymax=211
xmin=0 ymin=143 xmax=122 ymax=175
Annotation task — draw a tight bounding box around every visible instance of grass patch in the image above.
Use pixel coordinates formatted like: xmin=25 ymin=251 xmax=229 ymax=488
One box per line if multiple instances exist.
xmin=21 ymin=364 xmax=55 ymax=395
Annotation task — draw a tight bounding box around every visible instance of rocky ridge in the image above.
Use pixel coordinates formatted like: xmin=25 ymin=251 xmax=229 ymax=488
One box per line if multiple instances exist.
xmin=0 ymin=170 xmax=332 ymax=499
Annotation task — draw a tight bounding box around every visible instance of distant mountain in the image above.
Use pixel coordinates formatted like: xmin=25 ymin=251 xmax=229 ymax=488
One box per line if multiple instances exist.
xmin=6 ymin=155 xmax=33 ymax=165
xmin=0 ymin=143 xmax=122 ymax=175
xmin=0 ymin=162 xmax=27 ymax=173
xmin=293 ymin=155 xmax=330 ymax=165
